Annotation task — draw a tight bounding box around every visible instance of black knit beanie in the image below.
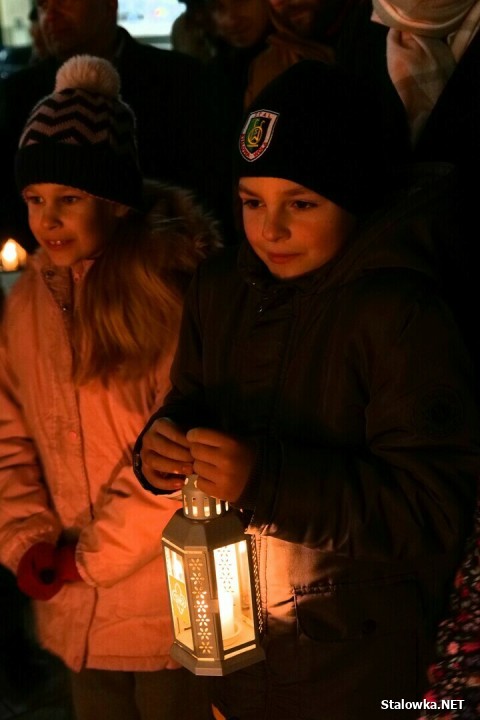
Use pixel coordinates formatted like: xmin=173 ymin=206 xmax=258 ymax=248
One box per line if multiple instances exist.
xmin=236 ymin=60 xmax=397 ymax=216
xmin=15 ymin=55 xmax=142 ymax=209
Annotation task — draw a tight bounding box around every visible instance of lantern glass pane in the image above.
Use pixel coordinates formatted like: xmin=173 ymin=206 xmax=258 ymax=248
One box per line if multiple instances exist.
xmin=165 ymin=546 xmax=194 ymax=650
xmin=213 ymin=540 xmax=255 ymax=649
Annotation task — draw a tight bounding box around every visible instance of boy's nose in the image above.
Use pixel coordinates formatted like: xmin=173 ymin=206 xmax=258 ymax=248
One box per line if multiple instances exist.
xmin=262 ymin=211 xmax=287 ymax=242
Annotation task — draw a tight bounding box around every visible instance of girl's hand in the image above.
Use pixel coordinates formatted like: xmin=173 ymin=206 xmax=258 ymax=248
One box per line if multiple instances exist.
xmin=140 ymin=418 xmax=194 ymax=491
xmin=186 ymin=427 xmax=257 ymax=502
xmin=17 ymin=543 xmax=64 ymax=601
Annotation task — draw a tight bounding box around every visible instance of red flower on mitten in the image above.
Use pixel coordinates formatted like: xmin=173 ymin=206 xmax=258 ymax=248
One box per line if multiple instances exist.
xmin=17 ymin=542 xmax=64 ymax=600
xmin=55 ymin=543 xmax=82 ymax=582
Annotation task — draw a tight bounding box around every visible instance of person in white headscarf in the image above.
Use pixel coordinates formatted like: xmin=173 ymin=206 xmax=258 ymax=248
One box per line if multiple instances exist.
xmin=372 ymin=0 xmax=480 ymax=142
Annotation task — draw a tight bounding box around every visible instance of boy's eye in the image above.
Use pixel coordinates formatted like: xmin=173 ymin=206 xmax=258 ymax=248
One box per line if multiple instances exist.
xmin=62 ymin=195 xmax=80 ymax=204
xmin=23 ymin=194 xmax=42 ymax=205
xmin=292 ymin=200 xmax=316 ymax=209
xmin=241 ymin=198 xmax=262 ymax=209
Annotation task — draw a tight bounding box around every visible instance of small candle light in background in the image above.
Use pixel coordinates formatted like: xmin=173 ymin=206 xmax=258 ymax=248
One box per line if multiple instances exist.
xmin=0 ymin=239 xmax=27 ymax=272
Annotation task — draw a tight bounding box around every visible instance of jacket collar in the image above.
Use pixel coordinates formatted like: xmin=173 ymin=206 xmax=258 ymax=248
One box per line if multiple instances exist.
xmin=237 ymin=240 xmax=337 ymax=296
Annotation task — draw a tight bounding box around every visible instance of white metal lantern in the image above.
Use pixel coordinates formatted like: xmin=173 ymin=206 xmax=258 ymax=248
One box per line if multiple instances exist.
xmin=162 ymin=475 xmax=265 ymax=676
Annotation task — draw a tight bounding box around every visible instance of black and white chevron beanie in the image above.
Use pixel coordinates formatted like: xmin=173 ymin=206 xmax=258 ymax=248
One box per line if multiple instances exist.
xmin=15 ymin=55 xmax=142 ymax=208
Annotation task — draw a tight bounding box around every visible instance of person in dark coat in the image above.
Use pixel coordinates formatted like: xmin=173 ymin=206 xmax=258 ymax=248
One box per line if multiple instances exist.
xmin=207 ymin=0 xmax=273 ymax=119
xmin=204 ymin=0 xmax=274 ymax=240
xmin=368 ymin=0 xmax=480 ymax=380
xmin=133 ymin=61 xmax=480 ymax=719
xmin=0 ymin=0 xmax=221 ymax=251
xmin=244 ymin=0 xmax=373 ymax=105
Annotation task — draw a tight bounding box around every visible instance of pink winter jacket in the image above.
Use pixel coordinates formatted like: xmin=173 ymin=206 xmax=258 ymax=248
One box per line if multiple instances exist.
xmin=0 ymin=250 xmax=181 ymax=672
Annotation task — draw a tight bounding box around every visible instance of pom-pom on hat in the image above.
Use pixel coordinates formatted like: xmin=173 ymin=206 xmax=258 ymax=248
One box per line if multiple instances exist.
xmin=15 ymin=55 xmax=142 ymax=209
xmin=236 ymin=60 xmax=401 ymax=216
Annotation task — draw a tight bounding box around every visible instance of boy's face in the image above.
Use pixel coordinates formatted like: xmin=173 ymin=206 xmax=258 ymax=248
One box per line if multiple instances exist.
xmin=23 ymin=183 xmax=128 ymax=268
xmin=239 ymin=177 xmax=355 ymax=279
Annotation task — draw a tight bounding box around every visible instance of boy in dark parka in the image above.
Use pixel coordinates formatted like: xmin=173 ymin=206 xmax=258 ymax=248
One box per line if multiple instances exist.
xmin=134 ymin=62 xmax=480 ymax=719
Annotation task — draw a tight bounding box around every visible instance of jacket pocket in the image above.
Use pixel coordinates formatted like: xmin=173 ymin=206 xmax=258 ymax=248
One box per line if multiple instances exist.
xmin=294 ymin=573 xmax=420 ymax=642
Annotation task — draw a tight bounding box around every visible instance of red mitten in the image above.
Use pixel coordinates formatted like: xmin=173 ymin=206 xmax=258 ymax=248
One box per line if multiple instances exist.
xmin=17 ymin=542 xmax=64 ymax=600
xmin=55 ymin=544 xmax=82 ymax=582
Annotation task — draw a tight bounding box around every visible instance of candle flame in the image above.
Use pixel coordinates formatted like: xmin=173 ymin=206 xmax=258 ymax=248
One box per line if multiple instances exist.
xmin=1 ymin=239 xmax=27 ymax=272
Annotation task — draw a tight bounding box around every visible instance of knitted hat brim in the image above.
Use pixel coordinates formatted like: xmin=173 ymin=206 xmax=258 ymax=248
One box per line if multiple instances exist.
xmin=15 ymin=142 xmax=143 ymax=209
xmin=234 ymin=61 xmax=402 ymax=217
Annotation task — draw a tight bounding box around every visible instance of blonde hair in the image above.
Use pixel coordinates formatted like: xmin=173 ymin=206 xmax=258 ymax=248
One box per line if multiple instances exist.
xmin=72 ymin=181 xmax=222 ymax=384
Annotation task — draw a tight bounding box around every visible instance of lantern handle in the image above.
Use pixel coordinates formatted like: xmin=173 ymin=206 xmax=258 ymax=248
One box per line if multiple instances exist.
xmin=182 ymin=475 xmax=229 ymax=520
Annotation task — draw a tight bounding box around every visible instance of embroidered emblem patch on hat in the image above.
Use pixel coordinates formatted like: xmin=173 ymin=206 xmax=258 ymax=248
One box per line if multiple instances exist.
xmin=239 ymin=110 xmax=279 ymax=162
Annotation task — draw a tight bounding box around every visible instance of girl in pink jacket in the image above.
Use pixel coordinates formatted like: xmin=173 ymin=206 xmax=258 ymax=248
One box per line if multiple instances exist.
xmin=0 ymin=55 xmax=220 ymax=720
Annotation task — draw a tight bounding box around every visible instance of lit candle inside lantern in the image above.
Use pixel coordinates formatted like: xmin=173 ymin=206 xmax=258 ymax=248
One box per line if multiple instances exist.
xmin=0 ymin=239 xmax=27 ymax=272
xmin=218 ymin=589 xmax=236 ymax=641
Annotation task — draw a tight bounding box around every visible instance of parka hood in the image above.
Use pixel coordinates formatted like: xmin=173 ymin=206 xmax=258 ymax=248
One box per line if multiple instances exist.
xmin=25 ymin=180 xmax=222 ymax=284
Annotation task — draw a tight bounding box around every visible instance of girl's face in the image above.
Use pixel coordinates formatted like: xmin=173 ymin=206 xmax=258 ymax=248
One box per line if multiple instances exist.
xmin=239 ymin=176 xmax=356 ymax=279
xmin=23 ymin=183 xmax=128 ymax=267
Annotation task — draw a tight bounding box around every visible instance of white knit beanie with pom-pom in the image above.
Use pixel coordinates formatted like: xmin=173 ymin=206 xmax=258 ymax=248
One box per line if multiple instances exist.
xmin=15 ymin=55 xmax=142 ymax=208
